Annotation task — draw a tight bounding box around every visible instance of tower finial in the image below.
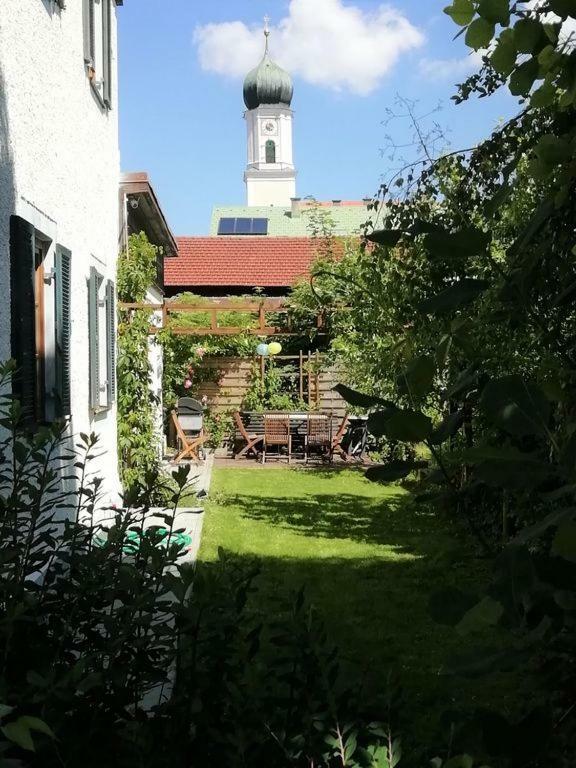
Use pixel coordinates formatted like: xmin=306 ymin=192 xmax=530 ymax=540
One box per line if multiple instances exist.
xmin=263 ymin=14 xmax=270 ymax=54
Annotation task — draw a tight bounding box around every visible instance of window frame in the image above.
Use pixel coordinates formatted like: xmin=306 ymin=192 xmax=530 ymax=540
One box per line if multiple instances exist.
xmin=265 ymin=139 xmax=276 ymax=164
xmin=83 ymin=0 xmax=113 ymax=109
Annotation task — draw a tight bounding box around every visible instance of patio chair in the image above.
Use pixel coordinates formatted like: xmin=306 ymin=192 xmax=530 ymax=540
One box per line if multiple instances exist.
xmin=305 ymin=413 xmax=332 ymax=463
xmin=262 ymin=414 xmax=291 ymax=464
xmin=234 ymin=411 xmax=263 ymax=459
xmin=331 ymin=412 xmax=350 ymax=461
xmin=171 ymin=397 xmax=209 ymax=463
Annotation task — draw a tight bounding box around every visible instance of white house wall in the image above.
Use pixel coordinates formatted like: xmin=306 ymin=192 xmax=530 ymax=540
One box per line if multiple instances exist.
xmin=0 ymin=1 xmax=121 ymax=503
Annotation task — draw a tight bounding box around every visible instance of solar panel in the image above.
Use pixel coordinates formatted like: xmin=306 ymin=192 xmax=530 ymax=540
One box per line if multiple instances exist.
xmin=251 ymin=218 xmax=268 ymax=234
xmin=235 ymin=218 xmax=252 ymax=234
xmin=217 ymin=217 xmax=269 ymax=235
xmin=217 ymin=218 xmax=235 ymax=235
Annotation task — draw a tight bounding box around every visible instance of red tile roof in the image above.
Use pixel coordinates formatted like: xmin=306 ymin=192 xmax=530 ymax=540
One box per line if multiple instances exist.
xmin=165 ymin=236 xmax=327 ymax=288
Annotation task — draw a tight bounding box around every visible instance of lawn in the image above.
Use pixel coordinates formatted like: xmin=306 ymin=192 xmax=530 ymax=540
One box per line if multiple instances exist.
xmin=198 ymin=466 xmax=522 ymax=749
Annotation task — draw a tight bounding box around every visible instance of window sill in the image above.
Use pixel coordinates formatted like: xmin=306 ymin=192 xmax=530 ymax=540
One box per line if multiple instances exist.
xmin=87 ymin=68 xmax=111 ymax=111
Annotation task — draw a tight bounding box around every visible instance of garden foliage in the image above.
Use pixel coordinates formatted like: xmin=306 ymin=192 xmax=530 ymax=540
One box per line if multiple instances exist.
xmin=117 ymin=232 xmax=161 ymax=495
xmin=0 ymin=361 xmax=410 ymax=768
xmin=292 ymin=1 xmax=576 ymax=764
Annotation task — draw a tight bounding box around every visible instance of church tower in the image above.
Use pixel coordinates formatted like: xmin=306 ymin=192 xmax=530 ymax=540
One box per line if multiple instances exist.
xmin=243 ymin=22 xmax=296 ymax=206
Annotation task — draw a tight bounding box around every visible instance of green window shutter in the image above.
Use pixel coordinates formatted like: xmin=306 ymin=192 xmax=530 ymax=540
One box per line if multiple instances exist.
xmin=9 ymin=216 xmax=36 ymax=426
xmin=105 ymin=280 xmax=116 ymax=407
xmin=83 ymin=0 xmax=94 ymax=65
xmin=55 ymin=246 xmax=72 ymax=417
xmin=103 ymin=0 xmax=112 ymax=107
xmin=88 ymin=267 xmax=102 ymax=410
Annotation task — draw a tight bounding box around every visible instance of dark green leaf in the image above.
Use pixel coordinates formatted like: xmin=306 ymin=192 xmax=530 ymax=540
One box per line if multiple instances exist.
xmin=447 ymin=364 xmax=480 ymax=399
xmin=366 ymin=229 xmax=404 ymax=246
xmin=509 ymin=57 xmax=539 ymax=95
xmin=513 ymin=507 xmax=576 ymax=544
xmin=397 ymin=355 xmax=436 ymax=399
xmin=443 ymin=0 xmax=475 ymax=26
xmin=531 ymin=80 xmax=557 ymax=108
xmin=367 ymin=408 xmax=399 ymax=437
xmin=332 ymin=384 xmax=394 ymax=409
xmin=552 ymin=521 xmax=576 ymax=562
xmin=534 ymin=134 xmax=572 ymax=166
xmin=514 ymin=18 xmax=545 ymax=53
xmin=382 ymin=409 xmax=433 ymax=442
xmin=457 ymin=596 xmax=504 ymax=635
xmin=429 ymin=410 xmax=465 ymax=445
xmin=491 ymin=29 xmax=517 ymax=75
xmin=419 ymin=279 xmax=490 ymax=315
xmin=365 ymin=460 xmax=427 ymax=483
xmin=444 ymin=755 xmax=474 ymax=768
xmin=478 ymin=0 xmax=510 ymax=25
xmin=465 ymin=17 xmax=496 ymax=49
xmin=423 ymin=227 xmax=490 ymax=258
xmin=19 ymin=717 xmax=55 ymax=740
xmin=480 ymin=375 xmax=551 ymax=437
xmin=549 ymin=0 xmax=576 ymax=19
xmin=2 ymin=720 xmax=35 ymax=752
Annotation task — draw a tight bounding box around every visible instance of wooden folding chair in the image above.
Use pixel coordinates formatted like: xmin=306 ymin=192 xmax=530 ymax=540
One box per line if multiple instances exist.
xmin=331 ymin=412 xmax=350 ymax=461
xmin=171 ymin=397 xmax=209 ymax=463
xmin=305 ymin=413 xmax=332 ymax=463
xmin=234 ymin=411 xmax=263 ymax=459
xmin=262 ymin=414 xmax=291 ymax=464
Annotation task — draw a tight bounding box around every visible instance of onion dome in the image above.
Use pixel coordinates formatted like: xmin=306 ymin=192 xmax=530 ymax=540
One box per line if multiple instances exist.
xmin=243 ymin=27 xmax=293 ymax=110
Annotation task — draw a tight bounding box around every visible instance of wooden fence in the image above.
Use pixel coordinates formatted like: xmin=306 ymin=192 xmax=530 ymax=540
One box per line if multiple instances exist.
xmin=193 ymin=354 xmax=348 ymax=417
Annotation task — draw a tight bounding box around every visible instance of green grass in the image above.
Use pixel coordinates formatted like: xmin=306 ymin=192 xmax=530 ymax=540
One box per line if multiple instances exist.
xmin=197 ymin=466 xmax=522 ymax=748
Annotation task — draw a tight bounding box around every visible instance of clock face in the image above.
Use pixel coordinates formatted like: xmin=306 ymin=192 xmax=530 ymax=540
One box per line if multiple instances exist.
xmin=262 ymin=120 xmax=277 ymax=135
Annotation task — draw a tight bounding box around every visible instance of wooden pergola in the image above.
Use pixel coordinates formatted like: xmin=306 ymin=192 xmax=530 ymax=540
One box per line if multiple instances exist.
xmin=118 ymin=299 xmax=327 ymax=336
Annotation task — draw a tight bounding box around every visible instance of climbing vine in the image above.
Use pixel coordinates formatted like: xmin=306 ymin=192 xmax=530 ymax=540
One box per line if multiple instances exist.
xmin=117 ymin=232 xmax=160 ymax=494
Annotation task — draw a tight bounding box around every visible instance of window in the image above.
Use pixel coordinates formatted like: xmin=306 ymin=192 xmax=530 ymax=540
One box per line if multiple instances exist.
xmin=83 ymin=0 xmax=112 ymax=108
xmin=217 ymin=218 xmax=269 ymax=235
xmin=9 ymin=216 xmax=72 ymax=427
xmin=265 ymin=140 xmax=276 ymax=164
xmin=88 ymin=268 xmax=116 ymax=411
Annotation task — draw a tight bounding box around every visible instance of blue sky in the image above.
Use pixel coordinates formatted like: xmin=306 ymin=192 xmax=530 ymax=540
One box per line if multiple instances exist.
xmin=118 ymin=0 xmax=517 ymax=236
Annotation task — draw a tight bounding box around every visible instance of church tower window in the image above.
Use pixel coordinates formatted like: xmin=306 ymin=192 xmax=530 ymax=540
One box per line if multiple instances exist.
xmin=265 ymin=139 xmax=276 ymax=164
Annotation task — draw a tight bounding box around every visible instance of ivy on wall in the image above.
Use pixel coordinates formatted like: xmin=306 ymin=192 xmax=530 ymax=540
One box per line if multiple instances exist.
xmin=117 ymin=232 xmax=160 ymax=494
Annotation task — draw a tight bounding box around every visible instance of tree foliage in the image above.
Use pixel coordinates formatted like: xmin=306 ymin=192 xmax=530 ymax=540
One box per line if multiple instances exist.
xmin=292 ymin=1 xmax=576 ymax=764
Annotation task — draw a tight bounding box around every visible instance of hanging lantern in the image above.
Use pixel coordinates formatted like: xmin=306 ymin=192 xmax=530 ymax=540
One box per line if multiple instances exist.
xmin=267 ymin=342 xmax=282 ymax=356
xmin=256 ymin=343 xmax=269 ymax=356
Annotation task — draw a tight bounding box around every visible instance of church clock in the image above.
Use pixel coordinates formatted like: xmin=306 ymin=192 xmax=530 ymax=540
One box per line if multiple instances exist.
xmin=262 ymin=120 xmax=277 ymax=135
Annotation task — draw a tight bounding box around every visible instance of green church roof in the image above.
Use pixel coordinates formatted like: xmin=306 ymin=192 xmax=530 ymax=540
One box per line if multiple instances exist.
xmin=243 ymin=52 xmax=293 ymax=110
xmin=243 ymin=29 xmax=293 ymax=110
xmin=210 ymin=202 xmax=371 ymax=237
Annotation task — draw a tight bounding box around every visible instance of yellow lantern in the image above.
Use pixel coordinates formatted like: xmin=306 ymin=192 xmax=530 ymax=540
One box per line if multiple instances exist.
xmin=267 ymin=342 xmax=282 ymax=356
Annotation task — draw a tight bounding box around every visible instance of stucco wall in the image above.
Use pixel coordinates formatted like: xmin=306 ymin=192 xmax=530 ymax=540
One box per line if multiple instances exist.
xmin=0 ymin=1 xmax=122 ymax=503
xmin=244 ymin=105 xmax=296 ymax=206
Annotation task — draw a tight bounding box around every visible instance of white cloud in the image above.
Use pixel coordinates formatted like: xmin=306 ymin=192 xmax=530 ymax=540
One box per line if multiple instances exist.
xmin=193 ymin=0 xmax=424 ymax=96
xmin=419 ymin=50 xmax=483 ymax=80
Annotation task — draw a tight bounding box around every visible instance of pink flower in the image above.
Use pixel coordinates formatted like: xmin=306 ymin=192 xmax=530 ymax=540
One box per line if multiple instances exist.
xmin=184 ymin=379 xmax=192 ymax=389
xmin=195 ymin=346 xmax=206 ymax=358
